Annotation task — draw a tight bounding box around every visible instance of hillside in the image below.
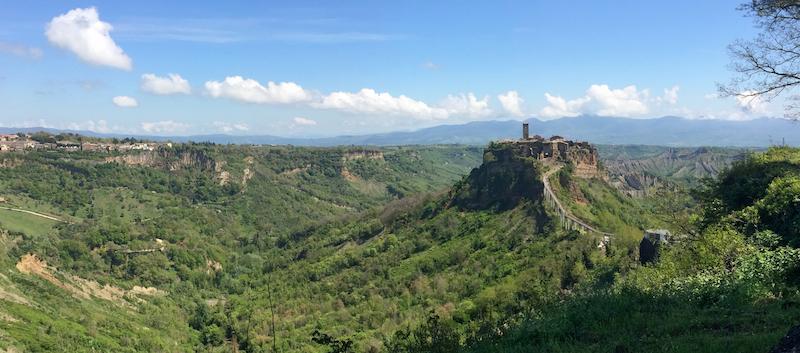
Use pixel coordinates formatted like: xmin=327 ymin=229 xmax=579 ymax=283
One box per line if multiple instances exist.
xmin=466 ymin=146 xmax=800 ymax=352
xmin=0 ymin=144 xmax=484 ymax=352
xmin=0 ymin=141 xmax=653 ymax=352
xmin=1 ymin=142 xmax=797 ymax=352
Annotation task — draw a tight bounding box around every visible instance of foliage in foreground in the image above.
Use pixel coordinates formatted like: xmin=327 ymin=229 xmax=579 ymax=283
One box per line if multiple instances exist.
xmin=464 ymin=146 xmax=800 ymax=352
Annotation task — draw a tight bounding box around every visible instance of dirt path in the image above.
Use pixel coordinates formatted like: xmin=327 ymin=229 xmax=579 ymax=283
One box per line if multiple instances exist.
xmin=0 ymin=207 xmax=63 ymax=222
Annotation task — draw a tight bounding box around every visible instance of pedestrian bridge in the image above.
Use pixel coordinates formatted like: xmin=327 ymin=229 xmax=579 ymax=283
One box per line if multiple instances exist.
xmin=542 ymin=165 xmax=612 ymax=245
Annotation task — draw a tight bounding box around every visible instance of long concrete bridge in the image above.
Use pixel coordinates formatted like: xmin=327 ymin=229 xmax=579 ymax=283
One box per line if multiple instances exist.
xmin=542 ymin=165 xmax=613 ymax=243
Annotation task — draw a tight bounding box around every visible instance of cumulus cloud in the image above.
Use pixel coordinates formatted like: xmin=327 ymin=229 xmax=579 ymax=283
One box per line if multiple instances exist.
xmin=498 ymin=91 xmax=525 ymax=117
xmin=204 ymin=76 xmax=492 ymax=120
xmin=45 ymin=7 xmax=133 ymax=70
xmin=589 ymin=85 xmax=650 ymax=116
xmin=112 ymin=95 xmax=138 ymax=107
xmin=293 ymin=117 xmax=316 ymax=125
xmin=439 ymin=93 xmax=492 ymax=118
xmin=66 ymin=119 xmax=125 ymax=133
xmin=141 ymin=120 xmax=191 ymax=133
xmin=212 ymin=121 xmax=250 ymax=133
xmin=0 ymin=42 xmax=44 ymax=60
xmin=141 ymin=73 xmax=192 ymax=95
xmin=704 ymin=93 xmax=719 ymax=99
xmin=420 ymin=62 xmax=440 ymax=69
xmin=539 ymin=94 xmax=591 ymax=118
xmin=736 ymin=90 xmax=770 ymax=115
xmin=658 ymin=86 xmax=679 ymax=105
xmin=17 ymin=119 xmax=56 ymax=128
xmin=539 ymin=84 xmax=654 ymax=118
xmin=205 ymin=76 xmax=315 ymax=104
xmin=315 ymin=88 xmax=449 ymax=120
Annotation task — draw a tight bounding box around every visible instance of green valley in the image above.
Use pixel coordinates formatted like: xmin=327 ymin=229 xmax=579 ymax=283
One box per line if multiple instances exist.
xmin=0 ymin=136 xmax=797 ymax=353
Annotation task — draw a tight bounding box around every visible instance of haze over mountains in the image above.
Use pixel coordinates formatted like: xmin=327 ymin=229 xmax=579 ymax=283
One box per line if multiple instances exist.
xmin=2 ymin=116 xmax=798 ymax=147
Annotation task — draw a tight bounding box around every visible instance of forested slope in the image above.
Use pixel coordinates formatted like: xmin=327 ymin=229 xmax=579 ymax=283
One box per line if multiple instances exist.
xmin=3 ymin=142 xmax=795 ymax=352
xmin=467 ymin=146 xmax=800 ymax=352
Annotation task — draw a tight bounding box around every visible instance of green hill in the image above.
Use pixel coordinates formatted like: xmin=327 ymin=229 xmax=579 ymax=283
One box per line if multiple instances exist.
xmin=0 ymin=143 xmax=797 ymax=352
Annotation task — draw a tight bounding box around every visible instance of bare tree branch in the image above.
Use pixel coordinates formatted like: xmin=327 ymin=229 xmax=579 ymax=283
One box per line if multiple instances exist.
xmin=721 ymin=0 xmax=800 ymax=121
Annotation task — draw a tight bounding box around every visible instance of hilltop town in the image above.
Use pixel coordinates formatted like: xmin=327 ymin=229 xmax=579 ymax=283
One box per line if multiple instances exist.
xmin=0 ymin=132 xmax=172 ymax=153
xmin=497 ymin=123 xmax=601 ymax=178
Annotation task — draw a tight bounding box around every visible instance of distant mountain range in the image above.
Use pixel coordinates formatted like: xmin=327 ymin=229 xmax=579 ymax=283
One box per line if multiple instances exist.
xmin=2 ymin=116 xmax=798 ymax=147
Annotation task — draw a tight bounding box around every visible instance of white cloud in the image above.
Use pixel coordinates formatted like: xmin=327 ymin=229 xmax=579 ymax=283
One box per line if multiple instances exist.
xmin=704 ymin=93 xmax=719 ymax=99
xmin=112 ymin=95 xmax=138 ymax=107
xmin=439 ymin=93 xmax=492 ymax=118
xmin=539 ymin=94 xmax=591 ymax=118
xmin=589 ymin=85 xmax=650 ymax=116
xmin=203 ymin=76 xmax=493 ymax=121
xmin=736 ymin=90 xmax=770 ymax=115
xmin=17 ymin=119 xmax=56 ymax=128
xmin=539 ymin=84 xmax=653 ymax=118
xmin=213 ymin=121 xmax=250 ymax=133
xmin=66 ymin=120 xmax=125 ymax=133
xmin=498 ymin=90 xmax=525 ymax=117
xmin=141 ymin=73 xmax=192 ymax=95
xmin=314 ymin=88 xmax=449 ymax=120
xmin=205 ymin=76 xmax=315 ymax=104
xmin=293 ymin=117 xmax=316 ymax=125
xmin=0 ymin=42 xmax=44 ymax=60
xmin=141 ymin=121 xmax=190 ymax=134
xmin=45 ymin=7 xmax=133 ymax=71
xmin=658 ymin=86 xmax=679 ymax=105
xmin=421 ymin=62 xmax=440 ymax=70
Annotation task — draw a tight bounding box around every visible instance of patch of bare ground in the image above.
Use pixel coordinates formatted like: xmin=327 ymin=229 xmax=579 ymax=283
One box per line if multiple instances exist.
xmin=0 ymin=286 xmax=30 ymax=305
xmin=242 ymin=168 xmax=254 ymax=185
xmin=341 ymin=166 xmax=358 ymax=182
xmin=0 ymin=311 xmax=18 ymax=322
xmin=3 ymin=345 xmax=23 ymax=353
xmin=218 ymin=171 xmax=232 ymax=186
xmin=130 ymin=286 xmax=166 ymax=296
xmin=281 ymin=164 xmax=311 ymax=176
xmin=15 ymin=254 xmax=163 ymax=307
xmin=206 ymin=259 xmax=222 ymax=274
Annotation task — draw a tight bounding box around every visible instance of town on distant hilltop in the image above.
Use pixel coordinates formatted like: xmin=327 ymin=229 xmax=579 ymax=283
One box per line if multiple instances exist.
xmin=497 ymin=123 xmax=601 ymax=177
xmin=0 ymin=132 xmax=172 ymax=153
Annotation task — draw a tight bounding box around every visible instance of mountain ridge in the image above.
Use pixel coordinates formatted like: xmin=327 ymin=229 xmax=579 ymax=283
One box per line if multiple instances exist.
xmin=3 ymin=115 xmax=799 ymax=147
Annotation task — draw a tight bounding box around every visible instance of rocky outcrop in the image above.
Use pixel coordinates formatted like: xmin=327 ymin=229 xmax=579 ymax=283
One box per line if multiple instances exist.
xmin=342 ymin=151 xmax=384 ymax=162
xmin=559 ymin=173 xmax=588 ymax=205
xmin=104 ymin=150 xmax=217 ymax=171
xmin=609 ymin=171 xmax=667 ymax=198
xmin=602 ymin=147 xmax=741 ymax=197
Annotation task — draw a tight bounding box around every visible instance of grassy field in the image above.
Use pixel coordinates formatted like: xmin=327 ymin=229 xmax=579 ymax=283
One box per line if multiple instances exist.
xmin=0 ymin=208 xmax=58 ymax=236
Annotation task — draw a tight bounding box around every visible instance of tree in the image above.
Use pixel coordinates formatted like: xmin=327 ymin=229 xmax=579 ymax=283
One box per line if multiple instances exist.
xmin=719 ymin=0 xmax=800 ymax=120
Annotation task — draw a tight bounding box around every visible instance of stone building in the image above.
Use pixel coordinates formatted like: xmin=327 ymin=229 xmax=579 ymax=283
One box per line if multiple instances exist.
xmin=512 ymin=123 xmax=598 ymax=168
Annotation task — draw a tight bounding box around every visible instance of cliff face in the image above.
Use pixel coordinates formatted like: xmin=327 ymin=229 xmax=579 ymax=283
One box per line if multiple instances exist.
xmin=602 ymin=147 xmax=741 ymax=197
xmin=610 ymin=171 xmax=667 ymax=198
xmin=453 ymin=145 xmax=544 ymax=210
xmin=342 ymin=151 xmax=384 ymax=162
xmin=104 ymin=150 xmax=217 ymax=171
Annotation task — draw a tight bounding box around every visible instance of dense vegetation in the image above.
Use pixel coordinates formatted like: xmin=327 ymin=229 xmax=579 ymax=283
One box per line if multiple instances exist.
xmin=465 ymin=145 xmax=800 ymax=352
xmin=0 ymin=142 xmax=797 ymax=352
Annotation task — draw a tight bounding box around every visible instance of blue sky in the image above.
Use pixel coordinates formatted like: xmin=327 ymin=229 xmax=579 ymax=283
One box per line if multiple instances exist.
xmin=0 ymin=0 xmax=782 ymax=136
